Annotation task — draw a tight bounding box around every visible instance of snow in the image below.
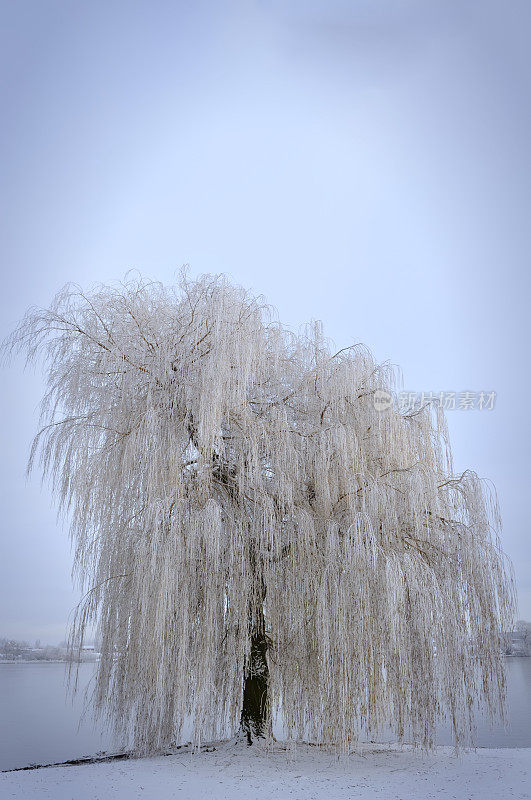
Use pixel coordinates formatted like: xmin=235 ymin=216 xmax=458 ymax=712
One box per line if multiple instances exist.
xmin=1 ymin=741 xmax=529 ymax=800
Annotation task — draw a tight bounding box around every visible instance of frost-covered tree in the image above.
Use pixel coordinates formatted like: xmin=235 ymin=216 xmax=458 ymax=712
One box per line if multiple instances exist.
xmin=5 ymin=273 xmax=515 ymax=752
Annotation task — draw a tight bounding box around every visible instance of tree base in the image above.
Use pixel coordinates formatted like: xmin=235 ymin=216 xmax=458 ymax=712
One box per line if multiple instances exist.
xmin=239 ymin=627 xmax=270 ymax=745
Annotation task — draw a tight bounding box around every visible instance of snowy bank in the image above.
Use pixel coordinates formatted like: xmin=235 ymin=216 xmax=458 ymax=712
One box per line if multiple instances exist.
xmin=1 ymin=741 xmax=529 ymax=800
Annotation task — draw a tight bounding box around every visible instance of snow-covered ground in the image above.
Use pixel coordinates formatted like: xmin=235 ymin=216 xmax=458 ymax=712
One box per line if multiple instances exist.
xmin=1 ymin=741 xmax=529 ymax=800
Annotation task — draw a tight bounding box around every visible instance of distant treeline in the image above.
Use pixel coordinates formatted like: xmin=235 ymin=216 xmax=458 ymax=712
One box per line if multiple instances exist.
xmin=2 ymin=624 xmax=529 ymax=662
xmin=0 ymin=638 xmax=71 ymax=661
xmin=0 ymin=638 xmax=98 ymax=662
xmin=503 ymin=621 xmax=531 ymax=656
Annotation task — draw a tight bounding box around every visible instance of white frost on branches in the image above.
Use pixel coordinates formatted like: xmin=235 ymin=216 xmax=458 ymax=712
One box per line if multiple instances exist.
xmin=5 ymin=273 xmax=515 ymax=752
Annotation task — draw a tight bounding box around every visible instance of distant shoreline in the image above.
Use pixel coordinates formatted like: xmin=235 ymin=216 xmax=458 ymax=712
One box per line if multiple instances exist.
xmin=2 ymin=655 xmax=528 ymax=664
xmin=0 ymin=659 xmax=99 ymax=664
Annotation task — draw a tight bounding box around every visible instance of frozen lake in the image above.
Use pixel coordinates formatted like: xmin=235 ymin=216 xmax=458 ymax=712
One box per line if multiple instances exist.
xmin=1 ymin=658 xmax=530 ymax=771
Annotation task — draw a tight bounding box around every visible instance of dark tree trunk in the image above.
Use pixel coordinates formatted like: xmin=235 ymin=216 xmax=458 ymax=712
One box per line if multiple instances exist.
xmin=240 ymin=603 xmax=270 ymax=745
xmin=191 ymin=427 xmax=271 ymax=746
xmin=240 ymin=539 xmax=270 ymax=745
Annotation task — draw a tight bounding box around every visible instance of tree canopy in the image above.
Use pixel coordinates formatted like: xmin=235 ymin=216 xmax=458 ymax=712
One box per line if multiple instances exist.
xmin=6 ymin=273 xmax=515 ymax=752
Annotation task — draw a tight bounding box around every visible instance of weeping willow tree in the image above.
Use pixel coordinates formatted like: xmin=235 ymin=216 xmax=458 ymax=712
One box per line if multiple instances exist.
xmin=6 ymin=273 xmax=515 ymax=752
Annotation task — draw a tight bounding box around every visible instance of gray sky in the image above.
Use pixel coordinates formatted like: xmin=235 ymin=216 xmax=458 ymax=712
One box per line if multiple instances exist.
xmin=1 ymin=0 xmax=530 ymax=644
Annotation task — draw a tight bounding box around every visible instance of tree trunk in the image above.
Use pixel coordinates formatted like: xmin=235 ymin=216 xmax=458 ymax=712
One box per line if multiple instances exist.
xmin=240 ymin=602 xmax=270 ymax=744
xmin=239 ymin=538 xmax=270 ymax=746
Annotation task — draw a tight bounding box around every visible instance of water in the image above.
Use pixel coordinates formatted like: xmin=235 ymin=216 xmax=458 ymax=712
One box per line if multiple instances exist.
xmin=1 ymin=658 xmax=530 ymax=771
xmin=0 ymin=662 xmax=115 ymax=771
xmin=435 ymin=657 xmax=531 ymax=749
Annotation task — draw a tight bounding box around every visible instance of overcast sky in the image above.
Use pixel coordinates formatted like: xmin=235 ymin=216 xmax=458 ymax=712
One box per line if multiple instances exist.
xmin=1 ymin=0 xmax=530 ymax=644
